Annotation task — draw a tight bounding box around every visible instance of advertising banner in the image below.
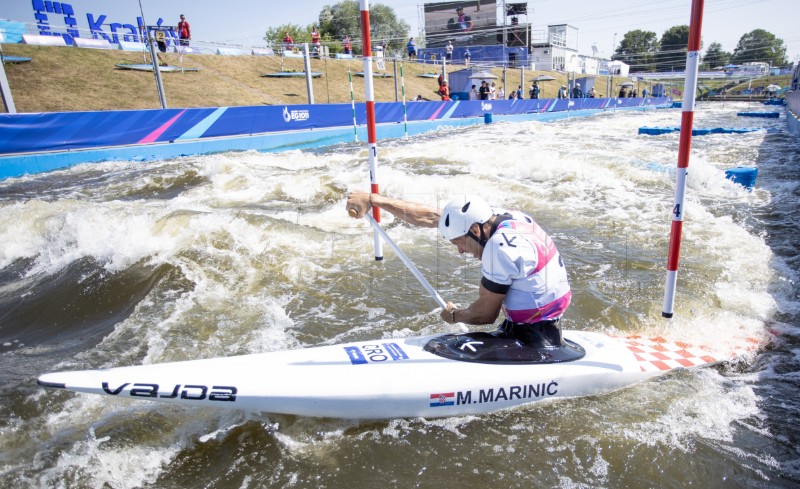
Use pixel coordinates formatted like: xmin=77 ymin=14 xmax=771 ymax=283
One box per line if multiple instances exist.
xmin=0 ymin=98 xmax=672 ymax=156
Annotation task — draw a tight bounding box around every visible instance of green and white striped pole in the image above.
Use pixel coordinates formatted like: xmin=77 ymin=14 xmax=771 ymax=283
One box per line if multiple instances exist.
xmin=348 ymin=70 xmax=358 ymax=142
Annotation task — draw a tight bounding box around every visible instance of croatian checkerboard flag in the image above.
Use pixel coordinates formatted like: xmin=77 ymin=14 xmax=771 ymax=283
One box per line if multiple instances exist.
xmin=430 ymin=392 xmax=454 ymax=407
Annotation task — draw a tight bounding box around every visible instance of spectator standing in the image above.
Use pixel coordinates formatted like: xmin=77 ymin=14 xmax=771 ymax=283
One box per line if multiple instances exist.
xmin=445 ymin=41 xmax=454 ymax=61
xmin=283 ymin=32 xmax=294 ymax=52
xmin=407 ymin=38 xmax=417 ymax=59
xmin=588 ymin=87 xmax=597 ymax=98
xmin=572 ymin=85 xmax=583 ymax=98
xmin=311 ymin=26 xmax=321 ymax=55
xmin=439 ymin=80 xmax=451 ymax=101
xmin=530 ymin=81 xmax=539 ymax=99
xmin=343 ymin=35 xmax=352 ymax=55
xmin=490 ymin=82 xmax=497 ymax=100
xmin=516 ymin=85 xmax=522 ymax=99
xmin=177 ymin=14 xmax=191 ymax=46
xmin=618 ymin=86 xmax=627 ymax=98
xmin=154 ymin=28 xmax=168 ymax=55
xmin=469 ymin=84 xmax=479 ymax=100
xmin=479 ymin=81 xmax=490 ymax=100
xmin=558 ymin=85 xmax=568 ymax=99
xmin=464 ymin=47 xmax=471 ymax=67
xmin=642 ymin=88 xmax=648 ymax=98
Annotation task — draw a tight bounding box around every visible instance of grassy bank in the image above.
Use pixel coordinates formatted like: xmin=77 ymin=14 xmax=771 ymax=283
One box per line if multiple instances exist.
xmin=2 ymin=44 xmax=635 ymax=113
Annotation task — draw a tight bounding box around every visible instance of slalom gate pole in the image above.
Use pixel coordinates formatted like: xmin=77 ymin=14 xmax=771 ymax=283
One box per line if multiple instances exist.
xmin=662 ymin=0 xmax=705 ymax=318
xmin=365 ymin=215 xmax=446 ymax=309
xmin=359 ymin=0 xmax=383 ymax=261
xmin=348 ymin=70 xmax=358 ymax=142
xmin=138 ymin=0 xmax=166 ymax=109
xmin=0 ymin=44 xmax=16 ymax=113
xmin=303 ymin=43 xmax=314 ymax=104
xmin=400 ymin=65 xmax=408 ymax=138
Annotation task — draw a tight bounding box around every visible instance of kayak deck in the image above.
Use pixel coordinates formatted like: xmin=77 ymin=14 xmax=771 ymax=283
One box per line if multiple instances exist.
xmin=423 ymin=331 xmax=586 ymax=364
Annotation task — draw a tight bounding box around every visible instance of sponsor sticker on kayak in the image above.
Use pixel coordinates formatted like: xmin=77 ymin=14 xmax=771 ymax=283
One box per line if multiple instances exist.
xmin=344 ymin=343 xmax=409 ymax=365
xmin=100 ymin=382 xmax=238 ymax=402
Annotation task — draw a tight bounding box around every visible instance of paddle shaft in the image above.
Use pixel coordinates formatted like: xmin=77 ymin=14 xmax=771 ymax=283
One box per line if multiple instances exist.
xmin=364 ymin=214 xmax=447 ymax=309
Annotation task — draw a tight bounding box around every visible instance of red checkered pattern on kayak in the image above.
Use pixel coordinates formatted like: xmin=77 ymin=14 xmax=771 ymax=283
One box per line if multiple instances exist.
xmin=623 ymin=336 xmax=719 ymax=372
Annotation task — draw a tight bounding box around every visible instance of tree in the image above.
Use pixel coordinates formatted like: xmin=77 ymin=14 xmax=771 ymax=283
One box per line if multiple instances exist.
xmin=702 ymin=42 xmax=731 ymax=69
xmin=264 ymin=24 xmax=307 ymax=48
xmin=730 ymin=29 xmax=787 ymax=66
xmin=265 ymin=23 xmax=338 ymax=55
xmin=614 ymin=30 xmax=659 ymax=72
xmin=655 ymin=25 xmax=689 ymax=72
xmin=318 ymin=0 xmax=410 ymax=55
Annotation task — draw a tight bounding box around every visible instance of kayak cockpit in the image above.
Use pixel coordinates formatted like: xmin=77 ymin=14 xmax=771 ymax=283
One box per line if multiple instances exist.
xmin=423 ymin=331 xmax=586 ymax=364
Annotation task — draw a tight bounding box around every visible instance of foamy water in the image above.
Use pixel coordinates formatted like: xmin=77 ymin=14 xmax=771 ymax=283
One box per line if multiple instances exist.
xmin=1 ymin=101 xmax=798 ymax=487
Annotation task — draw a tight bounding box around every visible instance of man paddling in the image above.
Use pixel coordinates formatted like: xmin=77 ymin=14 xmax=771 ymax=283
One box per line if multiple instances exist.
xmin=346 ymin=191 xmax=571 ymax=347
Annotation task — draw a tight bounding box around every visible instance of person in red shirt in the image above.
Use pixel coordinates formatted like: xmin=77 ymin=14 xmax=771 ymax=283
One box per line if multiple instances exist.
xmin=311 ymin=26 xmax=321 ymax=58
xmin=343 ymin=35 xmax=352 ymax=55
xmin=311 ymin=27 xmax=321 ymax=48
xmin=283 ymin=32 xmax=294 ymax=52
xmin=439 ymin=80 xmax=451 ymax=101
xmin=177 ymin=14 xmax=191 ymax=46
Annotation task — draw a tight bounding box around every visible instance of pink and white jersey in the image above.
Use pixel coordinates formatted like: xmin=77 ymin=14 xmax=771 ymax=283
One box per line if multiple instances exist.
xmin=481 ymin=210 xmax=571 ymax=323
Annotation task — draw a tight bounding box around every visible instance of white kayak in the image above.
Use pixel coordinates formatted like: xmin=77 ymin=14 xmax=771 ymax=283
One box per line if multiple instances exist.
xmin=37 ymin=329 xmax=722 ymax=419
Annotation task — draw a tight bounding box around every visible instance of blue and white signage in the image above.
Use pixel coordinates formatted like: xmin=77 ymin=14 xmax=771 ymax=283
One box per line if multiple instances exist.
xmin=30 ymin=0 xmax=178 ymax=46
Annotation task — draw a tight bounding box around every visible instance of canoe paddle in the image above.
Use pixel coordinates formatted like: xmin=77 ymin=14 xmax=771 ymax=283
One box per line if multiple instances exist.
xmin=363 ymin=213 xmax=447 ymax=309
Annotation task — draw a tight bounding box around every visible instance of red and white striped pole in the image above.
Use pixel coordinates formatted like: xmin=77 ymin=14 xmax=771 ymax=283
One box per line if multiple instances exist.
xmin=359 ymin=0 xmax=383 ymax=261
xmin=662 ymin=0 xmax=704 ymax=318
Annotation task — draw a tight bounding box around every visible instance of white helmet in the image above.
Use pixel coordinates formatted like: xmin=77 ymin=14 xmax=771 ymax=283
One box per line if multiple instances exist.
xmin=438 ymin=195 xmax=493 ymax=240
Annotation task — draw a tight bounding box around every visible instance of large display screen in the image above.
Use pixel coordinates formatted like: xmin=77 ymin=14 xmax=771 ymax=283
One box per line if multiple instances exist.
xmin=423 ymin=0 xmax=498 ymax=48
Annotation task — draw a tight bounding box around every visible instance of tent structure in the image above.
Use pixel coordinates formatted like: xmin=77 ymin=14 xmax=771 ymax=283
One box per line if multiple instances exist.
xmin=449 ymin=68 xmax=499 ymax=94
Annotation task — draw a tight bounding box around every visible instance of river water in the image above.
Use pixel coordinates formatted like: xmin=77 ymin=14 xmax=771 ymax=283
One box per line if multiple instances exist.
xmin=1 ymin=102 xmax=799 ymax=488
